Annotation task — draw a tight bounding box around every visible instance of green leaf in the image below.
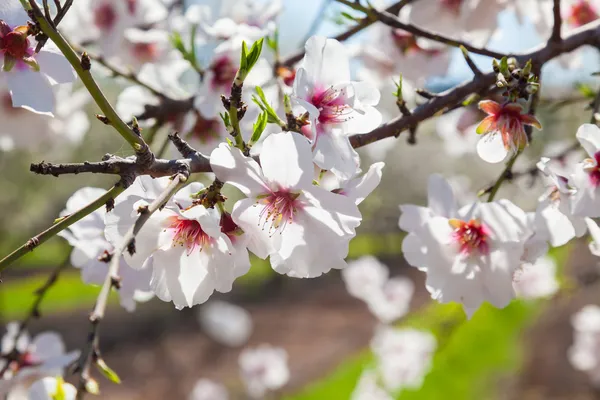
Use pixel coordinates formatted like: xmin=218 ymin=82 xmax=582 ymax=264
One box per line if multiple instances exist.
xmin=240 ymin=41 xmax=249 ymax=72
xmin=96 ymin=357 xmax=121 ymax=384
xmin=245 ymin=38 xmax=264 ymax=72
xmin=499 ymin=56 xmax=509 ymax=77
xmin=576 ymin=82 xmax=596 ymax=99
xmin=250 ymin=112 xmax=269 ymax=145
xmin=169 ymin=32 xmax=186 ymax=53
xmin=267 ymin=29 xmax=279 ymax=52
xmin=219 ymin=112 xmax=231 ymax=128
xmin=252 ymin=86 xmax=284 ymax=125
xmin=392 ymin=73 xmax=403 ymax=100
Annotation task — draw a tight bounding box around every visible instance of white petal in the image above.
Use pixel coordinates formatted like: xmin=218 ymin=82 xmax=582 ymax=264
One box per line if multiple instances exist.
xmin=260 ymin=132 xmax=313 ymax=189
xmin=313 ymin=128 xmax=360 ymax=180
xmin=301 ymin=36 xmax=350 ymax=87
xmin=476 ymin=133 xmax=508 ymax=164
xmin=345 ymin=162 xmax=384 ymax=205
xmin=576 ymin=123 xmax=600 ymax=158
xmin=427 ymin=174 xmax=457 ymax=218
xmin=6 ymin=69 xmax=55 ymax=116
xmin=37 ymin=44 xmax=77 ymax=85
xmin=210 ymin=143 xmax=268 ymax=196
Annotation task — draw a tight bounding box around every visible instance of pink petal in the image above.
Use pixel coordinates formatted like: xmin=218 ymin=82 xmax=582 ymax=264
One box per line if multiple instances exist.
xmin=478 ymin=100 xmax=501 ymax=115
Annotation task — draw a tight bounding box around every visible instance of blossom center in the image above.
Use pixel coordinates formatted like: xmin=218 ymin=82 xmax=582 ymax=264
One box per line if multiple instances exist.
xmin=391 ymin=30 xmax=439 ymax=56
xmin=568 ymin=1 xmax=598 ymax=27
xmin=210 ymin=56 xmax=237 ymax=89
xmin=127 ymin=0 xmax=138 ymax=15
xmin=167 ymin=216 xmax=209 ymax=254
xmin=0 ymin=24 xmax=30 ymax=60
xmin=450 ymin=218 xmax=489 ymax=255
xmin=257 ymin=190 xmax=302 ymax=233
xmin=584 ymin=152 xmax=600 ymax=187
xmin=440 ymin=0 xmax=462 ymax=15
xmin=311 ymin=86 xmax=352 ymax=124
xmin=94 ymin=3 xmax=117 ymax=31
xmin=131 ymin=42 xmax=159 ymax=63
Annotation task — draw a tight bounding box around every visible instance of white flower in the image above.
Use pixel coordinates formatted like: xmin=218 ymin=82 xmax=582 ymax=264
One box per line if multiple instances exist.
xmin=570 ymin=124 xmax=600 ymax=217
xmin=585 ymin=217 xmax=600 ymax=256
xmin=534 ymin=157 xmax=586 ymax=247
xmin=293 ymin=36 xmax=381 ymax=179
xmin=342 ymin=256 xmax=389 ymax=301
xmin=28 ymin=377 xmax=76 ymax=400
xmin=0 ymin=323 xmax=79 ymax=395
xmin=319 ymin=162 xmax=385 ymax=205
xmin=568 ymin=304 xmax=600 ymax=385
xmin=401 ymin=192 xmax=527 ymax=317
xmin=239 ymin=344 xmax=289 ymax=399
xmin=513 ymin=255 xmax=559 ymax=299
xmin=371 ymin=327 xmax=436 ymax=392
xmin=0 ymin=1 xmax=76 ymax=115
xmin=59 ymin=187 xmax=153 ymax=312
xmin=210 ymin=132 xmax=362 ymax=278
xmin=188 ymin=378 xmax=228 ymax=400
xmin=105 ymin=177 xmax=250 ymax=309
xmin=198 ymin=301 xmax=253 ymax=347
xmin=435 ymin=108 xmax=480 ymax=157
xmin=62 ymin=0 xmax=167 ymax=59
xmin=342 ymin=256 xmax=414 ymax=323
xmin=351 ymin=371 xmax=393 ymax=400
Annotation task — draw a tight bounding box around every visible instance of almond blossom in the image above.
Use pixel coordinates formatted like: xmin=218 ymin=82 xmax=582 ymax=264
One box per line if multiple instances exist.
xmin=435 ymin=108 xmax=480 ymax=157
xmin=105 ymin=176 xmax=250 ymax=309
xmin=28 ymin=377 xmax=76 ymax=400
xmin=406 ymin=0 xmax=506 ymax=46
xmin=58 ymin=187 xmax=153 ymax=312
xmin=0 ymin=324 xmax=79 ymax=397
xmin=319 ymin=162 xmax=385 ymax=205
xmin=351 ymin=371 xmax=393 ymax=400
xmin=239 ymin=344 xmax=289 ymax=399
xmin=293 ymin=36 xmax=381 ymax=179
xmin=534 ymin=157 xmax=586 ymax=247
xmin=342 ymin=256 xmax=414 ymax=324
xmin=210 ymin=132 xmax=362 ymax=278
xmin=570 ymin=124 xmax=600 ymax=217
xmin=476 ymin=100 xmax=542 ymax=164
xmin=568 ymin=304 xmax=600 ymax=385
xmin=370 ymin=326 xmax=437 ymax=393
xmin=513 ymin=255 xmax=559 ymax=300
xmin=400 ymin=176 xmax=529 ymax=316
xmin=189 ymin=378 xmax=229 ymax=400
xmin=198 ymin=301 xmax=253 ymax=347
xmin=0 ymin=0 xmax=76 ymax=115
xmin=62 ymin=0 xmax=168 ymax=59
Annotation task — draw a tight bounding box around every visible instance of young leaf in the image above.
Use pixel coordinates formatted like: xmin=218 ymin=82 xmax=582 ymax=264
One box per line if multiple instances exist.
xmin=250 ymin=112 xmax=269 ymax=145
xmin=576 ymin=82 xmax=596 ymax=99
xmin=96 ymin=358 xmax=122 ymax=384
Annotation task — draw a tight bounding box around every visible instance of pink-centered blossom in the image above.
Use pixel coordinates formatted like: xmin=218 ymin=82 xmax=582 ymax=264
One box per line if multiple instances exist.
xmin=0 ymin=0 xmax=76 ymax=115
xmin=293 ymin=36 xmax=381 ymax=179
xmin=476 ymin=100 xmax=542 ymax=164
xmin=28 ymin=377 xmax=76 ymax=400
xmin=570 ymin=124 xmax=600 ymax=217
xmin=105 ymin=176 xmax=250 ymax=309
xmin=210 ymin=132 xmax=362 ymax=278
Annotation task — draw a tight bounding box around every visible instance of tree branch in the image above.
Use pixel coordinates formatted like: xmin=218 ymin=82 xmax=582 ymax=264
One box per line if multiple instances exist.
xmin=29 ymin=1 xmax=151 ymax=157
xmin=334 ymin=0 xmax=508 ymax=59
xmin=281 ymin=0 xmax=414 ymax=67
xmin=74 ymin=173 xmax=188 ymax=399
xmin=550 ymin=0 xmax=562 ymax=43
xmin=0 ymin=183 xmax=127 ymax=273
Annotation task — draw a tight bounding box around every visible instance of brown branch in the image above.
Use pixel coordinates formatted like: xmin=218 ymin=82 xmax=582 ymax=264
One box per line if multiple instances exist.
xmin=349 ymin=20 xmax=600 ymax=148
xmin=74 ymin=173 xmax=188 ymax=398
xmin=550 ymin=0 xmax=562 ymax=43
xmin=335 ymin=0 xmax=508 ymax=59
xmin=281 ymin=0 xmax=414 ymax=67
xmin=168 ymin=132 xmax=200 ymax=159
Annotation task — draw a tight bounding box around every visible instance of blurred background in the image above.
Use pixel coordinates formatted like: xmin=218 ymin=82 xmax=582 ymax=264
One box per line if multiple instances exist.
xmin=1 ymin=0 xmax=600 ymax=399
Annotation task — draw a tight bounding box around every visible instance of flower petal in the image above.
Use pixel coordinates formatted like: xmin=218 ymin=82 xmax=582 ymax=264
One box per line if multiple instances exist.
xmin=6 ymin=69 xmax=55 ymax=115
xmin=478 ymin=100 xmax=502 ymax=115
xmin=476 ymin=133 xmax=508 ymax=163
xmin=260 ymin=132 xmax=313 ymax=189
xmin=576 ymin=123 xmax=600 ymax=158
xmin=210 ymin=142 xmax=268 ymax=196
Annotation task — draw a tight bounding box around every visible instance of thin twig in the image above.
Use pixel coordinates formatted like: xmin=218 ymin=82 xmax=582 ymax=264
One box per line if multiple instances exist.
xmin=74 ymin=173 xmax=188 ymax=399
xmin=0 ymin=183 xmax=127 ymax=272
xmin=281 ymin=0 xmax=414 ymax=67
xmin=335 ymin=0 xmax=508 ymax=59
xmin=29 ymin=1 xmax=151 ymax=157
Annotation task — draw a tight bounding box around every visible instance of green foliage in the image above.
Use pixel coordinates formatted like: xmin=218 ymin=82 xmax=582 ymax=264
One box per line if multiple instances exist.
xmin=239 ymin=38 xmax=264 ymax=80
xmin=287 ymin=246 xmax=570 ymax=400
xmin=250 ymin=112 xmax=269 ymax=146
xmin=96 ymin=357 xmax=122 ymax=384
xmin=252 ymin=86 xmax=284 ymax=126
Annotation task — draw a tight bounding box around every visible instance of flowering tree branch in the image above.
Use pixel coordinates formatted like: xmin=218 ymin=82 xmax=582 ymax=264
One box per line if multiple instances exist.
xmin=28 ymin=1 xmax=152 ymax=158
xmin=334 ymin=0 xmax=509 ymax=58
xmin=281 ymin=0 xmax=414 ymax=67
xmin=73 ymin=173 xmax=188 ymax=398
